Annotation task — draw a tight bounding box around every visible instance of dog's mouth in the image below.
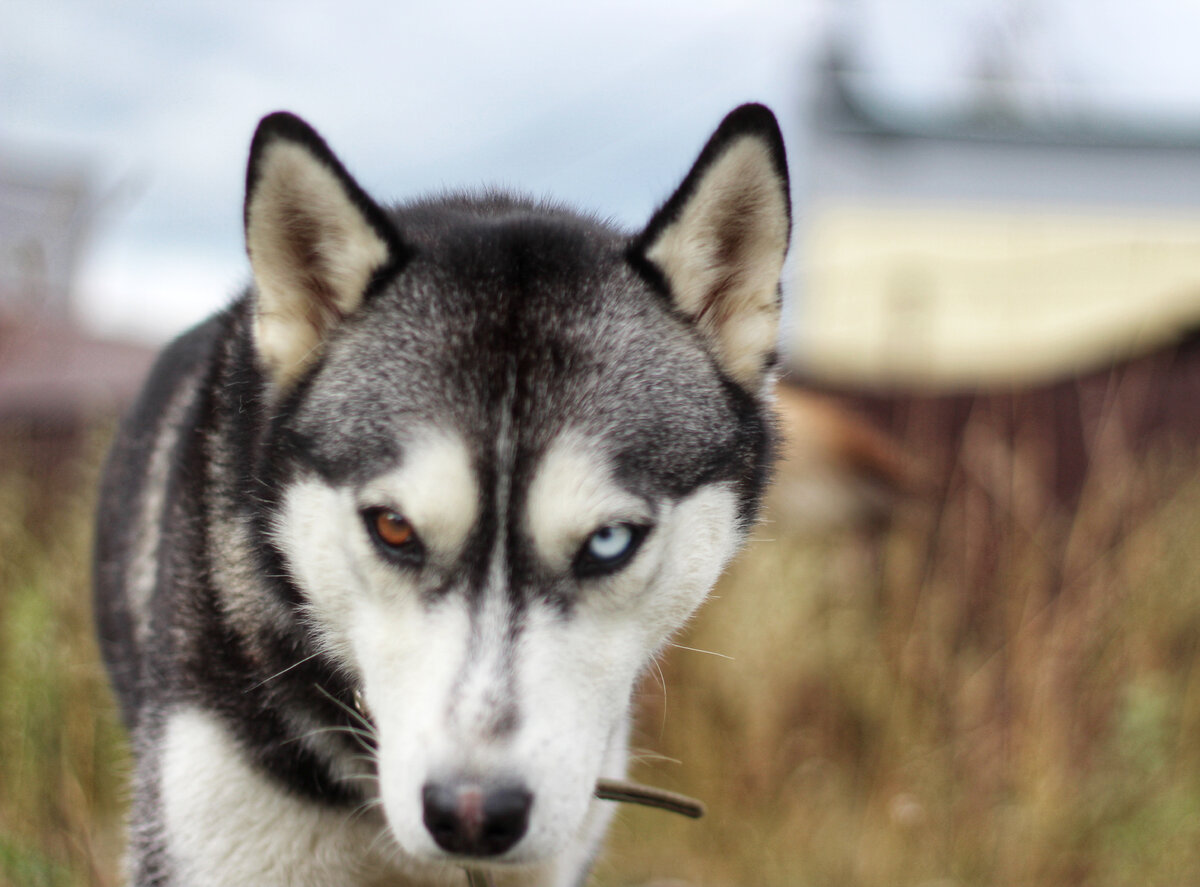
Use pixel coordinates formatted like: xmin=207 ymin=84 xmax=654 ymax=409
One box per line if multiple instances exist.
xmin=460 ymin=779 xmax=705 ymax=887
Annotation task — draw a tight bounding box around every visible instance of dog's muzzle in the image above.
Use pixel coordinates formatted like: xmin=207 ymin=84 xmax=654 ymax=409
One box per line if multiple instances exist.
xmin=349 ymin=686 xmax=705 ymax=877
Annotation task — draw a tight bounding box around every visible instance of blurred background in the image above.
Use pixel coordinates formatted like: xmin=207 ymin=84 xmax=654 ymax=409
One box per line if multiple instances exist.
xmin=6 ymin=1 xmax=1200 ymax=885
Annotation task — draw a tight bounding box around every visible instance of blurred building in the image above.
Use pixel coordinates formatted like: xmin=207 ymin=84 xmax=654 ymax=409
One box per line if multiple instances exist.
xmin=774 ymin=5 xmax=1200 ymax=539
xmin=787 ymin=4 xmax=1200 ymax=389
xmin=0 ymin=153 xmax=152 ymax=428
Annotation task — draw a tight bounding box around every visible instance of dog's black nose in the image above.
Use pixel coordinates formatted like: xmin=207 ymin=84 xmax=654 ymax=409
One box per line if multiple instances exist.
xmin=421 ymin=780 xmax=532 ymax=857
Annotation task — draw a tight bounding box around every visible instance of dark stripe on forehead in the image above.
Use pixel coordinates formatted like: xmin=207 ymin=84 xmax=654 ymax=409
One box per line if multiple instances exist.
xmin=444 ymin=360 xmax=522 ymax=736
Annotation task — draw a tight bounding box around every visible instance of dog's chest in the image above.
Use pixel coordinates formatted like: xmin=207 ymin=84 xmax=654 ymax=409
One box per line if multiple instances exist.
xmin=157 ymin=707 xmax=515 ymax=886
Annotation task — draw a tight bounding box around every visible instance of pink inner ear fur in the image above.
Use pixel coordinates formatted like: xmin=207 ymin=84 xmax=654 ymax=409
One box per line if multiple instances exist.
xmin=644 ymin=136 xmax=789 ymax=389
xmin=246 ymin=140 xmax=391 ymax=387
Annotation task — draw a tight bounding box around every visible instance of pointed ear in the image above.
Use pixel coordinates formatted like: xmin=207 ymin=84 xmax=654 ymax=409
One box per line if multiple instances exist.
xmin=244 ymin=112 xmax=404 ymax=388
xmin=631 ymin=103 xmax=791 ymax=392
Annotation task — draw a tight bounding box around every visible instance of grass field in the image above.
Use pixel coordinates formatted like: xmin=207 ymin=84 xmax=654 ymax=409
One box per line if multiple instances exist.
xmin=0 ymin=427 xmax=127 ymax=887
xmin=3 ymin=417 xmax=1200 ymax=886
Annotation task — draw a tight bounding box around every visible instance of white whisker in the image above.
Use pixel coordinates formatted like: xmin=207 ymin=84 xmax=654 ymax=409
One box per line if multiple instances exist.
xmin=347 ymin=795 xmax=384 ymax=826
xmin=246 ymin=652 xmax=322 ymax=691
xmin=668 ymin=643 xmax=734 ymax=661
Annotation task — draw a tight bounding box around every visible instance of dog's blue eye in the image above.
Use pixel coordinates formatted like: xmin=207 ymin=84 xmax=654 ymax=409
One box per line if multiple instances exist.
xmin=575 ymin=522 xmax=647 ymax=578
xmin=588 ymin=525 xmax=633 ymax=561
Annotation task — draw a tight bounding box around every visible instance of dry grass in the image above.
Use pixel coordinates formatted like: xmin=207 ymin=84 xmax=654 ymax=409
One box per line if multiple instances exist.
xmin=598 ymin=422 xmax=1200 ymax=887
xmin=4 ymin=416 xmax=1200 ymax=886
xmin=0 ymin=427 xmax=126 ymax=887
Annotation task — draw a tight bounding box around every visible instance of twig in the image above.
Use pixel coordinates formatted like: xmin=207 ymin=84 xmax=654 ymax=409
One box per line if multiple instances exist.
xmin=594 ymin=777 xmax=706 ymax=819
xmin=459 ymin=778 xmax=705 ymax=885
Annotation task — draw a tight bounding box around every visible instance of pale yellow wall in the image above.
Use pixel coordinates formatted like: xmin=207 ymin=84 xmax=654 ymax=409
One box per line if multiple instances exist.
xmin=791 ymin=203 xmax=1200 ymax=389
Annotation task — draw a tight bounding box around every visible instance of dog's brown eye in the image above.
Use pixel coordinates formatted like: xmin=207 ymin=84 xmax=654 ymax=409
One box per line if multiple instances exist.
xmin=362 ymin=508 xmax=425 ymax=567
xmin=373 ymin=510 xmax=414 ymax=547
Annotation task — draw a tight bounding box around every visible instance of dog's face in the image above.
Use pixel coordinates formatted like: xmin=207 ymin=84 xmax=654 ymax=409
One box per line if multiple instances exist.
xmin=244 ymin=108 xmax=789 ymax=869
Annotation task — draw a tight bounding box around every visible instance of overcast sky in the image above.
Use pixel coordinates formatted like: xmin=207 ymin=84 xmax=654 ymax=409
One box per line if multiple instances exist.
xmin=839 ymin=0 xmax=1200 ymax=131
xmin=3 ymin=0 xmax=824 ymax=341
xmin=7 ymin=0 xmax=1200 ymax=343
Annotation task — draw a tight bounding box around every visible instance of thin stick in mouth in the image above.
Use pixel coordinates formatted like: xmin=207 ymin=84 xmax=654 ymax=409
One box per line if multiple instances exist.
xmin=593 ymin=777 xmax=706 ymax=819
xmin=461 ymin=779 xmax=705 ymax=885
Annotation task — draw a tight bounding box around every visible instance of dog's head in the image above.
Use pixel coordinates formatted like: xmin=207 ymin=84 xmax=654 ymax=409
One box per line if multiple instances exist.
xmin=244 ymin=106 xmax=789 ymax=870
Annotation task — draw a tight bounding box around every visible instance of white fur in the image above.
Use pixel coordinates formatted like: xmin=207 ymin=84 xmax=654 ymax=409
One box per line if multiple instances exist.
xmin=358 ymin=430 xmax=480 ymax=564
xmin=276 ymin=427 xmax=478 ymax=661
xmin=246 ymin=140 xmax=391 ymax=387
xmin=159 ymin=707 xmax=556 ymax=887
xmin=160 ymin=707 xmax=411 ymax=887
xmin=524 ymin=433 xmax=652 ymax=572
xmin=645 ymin=135 xmax=789 ymax=388
xmin=126 ymin=366 xmax=204 ymax=644
xmin=271 ymin=425 xmax=742 ymax=880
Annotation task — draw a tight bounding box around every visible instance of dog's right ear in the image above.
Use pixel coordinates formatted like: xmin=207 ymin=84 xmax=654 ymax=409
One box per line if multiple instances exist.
xmin=631 ymin=104 xmax=790 ymax=395
xmin=244 ymin=112 xmax=404 ymax=389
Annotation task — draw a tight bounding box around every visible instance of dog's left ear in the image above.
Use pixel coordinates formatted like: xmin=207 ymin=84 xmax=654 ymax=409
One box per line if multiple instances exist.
xmin=244 ymin=112 xmax=404 ymax=388
xmin=631 ymin=103 xmax=791 ymax=393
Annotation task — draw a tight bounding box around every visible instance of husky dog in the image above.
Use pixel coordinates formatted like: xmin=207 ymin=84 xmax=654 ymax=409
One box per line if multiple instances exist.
xmin=93 ymin=103 xmax=790 ymax=886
